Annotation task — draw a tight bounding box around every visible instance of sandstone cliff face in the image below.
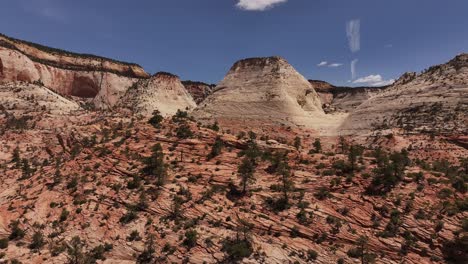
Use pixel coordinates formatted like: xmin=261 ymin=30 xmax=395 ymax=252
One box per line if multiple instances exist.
xmin=309 ymin=80 xmax=335 ymax=106
xmin=193 ymin=57 xmax=325 ymax=127
xmin=182 ymin=80 xmax=216 ymax=104
xmin=118 ymin=72 xmax=197 ymax=116
xmin=0 ymin=33 xmax=149 ymax=108
xmin=340 ymin=54 xmax=468 ymax=135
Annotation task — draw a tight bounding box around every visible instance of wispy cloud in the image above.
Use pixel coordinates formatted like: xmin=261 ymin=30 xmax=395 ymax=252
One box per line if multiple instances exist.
xmin=346 ymin=19 xmax=360 ymax=53
xmin=317 ymin=61 xmax=328 ymax=67
xmin=351 ymin=59 xmax=358 ymax=79
xmin=21 ymin=0 xmax=68 ymax=21
xmin=236 ymin=0 xmax=288 ymax=11
xmin=353 ymin=74 xmax=394 ymax=86
xmin=384 ymin=44 xmax=393 ymax=48
xmin=317 ymin=61 xmax=343 ymax=68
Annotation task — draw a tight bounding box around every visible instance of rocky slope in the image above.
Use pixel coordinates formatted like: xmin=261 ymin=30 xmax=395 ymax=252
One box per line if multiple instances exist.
xmin=340 ymin=54 xmax=468 ymax=136
xmin=182 ymin=81 xmax=216 ymax=104
xmin=193 ymin=57 xmax=330 ymax=129
xmin=0 ymin=105 xmax=466 ymax=263
xmin=0 ymin=33 xmax=149 ymax=108
xmin=309 ymin=80 xmax=388 ymax=113
xmin=0 ymin=82 xmax=80 ymax=115
xmin=118 ymin=72 xmax=197 ymax=116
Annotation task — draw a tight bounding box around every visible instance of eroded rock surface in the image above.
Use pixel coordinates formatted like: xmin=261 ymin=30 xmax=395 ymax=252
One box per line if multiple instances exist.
xmin=341 ymin=54 xmax=468 ymax=135
xmin=182 ymin=80 xmax=216 ymax=104
xmin=193 ymin=57 xmax=330 ymax=129
xmin=310 ymin=80 xmax=388 ymax=113
xmin=118 ymin=72 xmax=197 ymax=116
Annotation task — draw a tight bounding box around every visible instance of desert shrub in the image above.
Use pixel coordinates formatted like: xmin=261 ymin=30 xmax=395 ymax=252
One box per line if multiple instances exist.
xmin=148 ymin=110 xmax=163 ymax=128
xmin=207 ymin=136 xmax=224 ymax=160
xmin=60 ymin=209 xmax=70 ymax=222
xmin=367 ymin=149 xmax=410 ymax=195
xmin=127 ymin=230 xmax=141 ymax=241
xmin=29 ymin=231 xmax=45 ymax=250
xmin=9 ymin=220 xmax=25 ymax=240
xmin=183 ymin=229 xmax=198 ymax=248
xmin=176 ymin=123 xmax=193 ymax=139
xmin=307 ymin=249 xmax=318 ymax=261
xmin=137 ymin=235 xmax=155 ymax=264
xmin=438 ymin=188 xmax=453 ymax=199
xmin=222 ymin=238 xmax=253 ymax=262
xmin=314 ymin=187 xmax=331 ymax=200
xmin=172 ymin=110 xmax=190 ymax=123
xmin=293 ymin=136 xmax=301 ymax=150
xmin=311 ymin=138 xmax=322 ymax=154
xmin=378 ymin=210 xmax=401 ymax=237
xmin=120 ymin=210 xmax=138 ymax=224
xmin=0 ymin=238 xmax=8 ymax=249
xmin=142 ymin=144 xmax=167 ymax=186
xmin=442 ymin=235 xmax=468 ymax=263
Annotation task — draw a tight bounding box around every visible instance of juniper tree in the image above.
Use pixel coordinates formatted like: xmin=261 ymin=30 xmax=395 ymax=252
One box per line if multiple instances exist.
xmin=238 ymin=157 xmax=256 ymax=194
xmin=142 ymin=144 xmax=167 ymax=186
xmin=207 ymin=136 xmax=224 ymax=160
xmin=148 ymin=110 xmax=163 ymax=128
xmin=312 ymin=138 xmax=322 ymax=153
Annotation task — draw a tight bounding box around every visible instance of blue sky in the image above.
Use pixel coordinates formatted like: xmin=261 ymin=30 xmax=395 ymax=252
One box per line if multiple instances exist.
xmin=1 ymin=0 xmax=468 ymax=86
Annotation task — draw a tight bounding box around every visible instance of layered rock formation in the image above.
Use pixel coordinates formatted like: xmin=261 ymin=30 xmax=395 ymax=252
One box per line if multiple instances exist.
xmin=340 ymin=54 xmax=468 ymax=135
xmin=182 ymin=80 xmax=216 ymax=104
xmin=118 ymin=72 xmax=196 ymax=116
xmin=0 ymin=33 xmax=149 ymax=108
xmin=0 ymin=111 xmax=466 ymax=264
xmin=193 ymin=56 xmax=326 ymax=127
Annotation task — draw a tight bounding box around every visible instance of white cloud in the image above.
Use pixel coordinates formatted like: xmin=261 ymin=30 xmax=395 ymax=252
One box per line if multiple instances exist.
xmin=353 ymin=74 xmax=395 ymax=86
xmin=236 ymin=0 xmax=288 ymax=11
xmin=317 ymin=61 xmax=328 ymax=67
xmin=351 ymin=59 xmax=358 ymax=79
xmin=317 ymin=61 xmax=343 ymax=68
xmin=384 ymin=44 xmax=393 ymax=48
xmin=346 ymin=19 xmax=360 ymax=53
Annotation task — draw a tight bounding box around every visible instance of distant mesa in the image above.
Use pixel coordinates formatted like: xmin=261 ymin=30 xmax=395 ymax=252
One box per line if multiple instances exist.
xmin=0 ymin=32 xmax=466 ymax=137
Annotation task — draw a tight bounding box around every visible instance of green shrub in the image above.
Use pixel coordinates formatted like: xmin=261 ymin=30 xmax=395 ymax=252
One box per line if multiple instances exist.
xmin=222 ymin=239 xmax=253 ymax=262
xmin=0 ymin=238 xmax=8 ymax=249
xmin=183 ymin=229 xmax=198 ymax=248
xmin=148 ymin=110 xmax=163 ymax=128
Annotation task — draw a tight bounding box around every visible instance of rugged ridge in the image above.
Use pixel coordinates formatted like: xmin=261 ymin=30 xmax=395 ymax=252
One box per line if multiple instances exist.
xmin=0 ymin=33 xmax=149 ymax=108
xmin=309 ymin=80 xmax=388 ymax=113
xmin=182 ymin=80 xmax=216 ymax=104
xmin=340 ymin=54 xmax=468 ymax=135
xmin=193 ymin=56 xmax=326 ymax=128
xmin=118 ymin=72 xmax=197 ymax=116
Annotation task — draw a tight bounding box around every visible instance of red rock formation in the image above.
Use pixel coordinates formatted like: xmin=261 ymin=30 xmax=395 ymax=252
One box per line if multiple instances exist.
xmin=182 ymin=80 xmax=215 ymax=104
